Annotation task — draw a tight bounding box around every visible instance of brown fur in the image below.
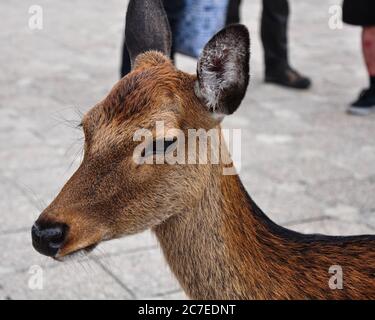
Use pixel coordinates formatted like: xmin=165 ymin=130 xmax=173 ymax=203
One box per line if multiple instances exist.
xmin=35 ymin=52 xmax=375 ymax=299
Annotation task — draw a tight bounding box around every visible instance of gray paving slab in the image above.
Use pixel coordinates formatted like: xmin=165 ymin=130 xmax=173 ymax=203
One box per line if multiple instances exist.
xmin=0 ymin=260 xmax=133 ymax=300
xmin=96 ymin=248 xmax=183 ymax=299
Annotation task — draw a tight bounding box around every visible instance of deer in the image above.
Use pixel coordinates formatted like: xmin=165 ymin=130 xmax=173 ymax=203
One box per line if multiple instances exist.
xmin=31 ymin=0 xmax=375 ymax=299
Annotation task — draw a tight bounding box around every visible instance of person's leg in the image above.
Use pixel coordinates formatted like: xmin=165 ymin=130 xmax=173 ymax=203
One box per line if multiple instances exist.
xmin=162 ymin=0 xmax=185 ymax=58
xmin=363 ymin=26 xmax=375 ymax=85
xmin=226 ymin=0 xmax=241 ymax=25
xmin=261 ymin=0 xmax=311 ymax=89
xmin=261 ymin=0 xmax=289 ymax=73
xmin=348 ymin=26 xmax=375 ymax=115
xmin=120 ymin=42 xmax=131 ymax=78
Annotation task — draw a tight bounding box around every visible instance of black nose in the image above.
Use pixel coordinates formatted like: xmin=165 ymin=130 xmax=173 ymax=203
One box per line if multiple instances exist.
xmin=31 ymin=222 xmax=68 ymax=257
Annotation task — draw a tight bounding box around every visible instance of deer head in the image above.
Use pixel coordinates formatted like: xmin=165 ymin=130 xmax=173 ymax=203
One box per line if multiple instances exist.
xmin=31 ymin=0 xmax=250 ymax=259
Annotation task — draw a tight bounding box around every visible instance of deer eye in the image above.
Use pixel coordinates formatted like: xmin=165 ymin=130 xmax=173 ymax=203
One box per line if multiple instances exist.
xmin=142 ymin=138 xmax=177 ymax=158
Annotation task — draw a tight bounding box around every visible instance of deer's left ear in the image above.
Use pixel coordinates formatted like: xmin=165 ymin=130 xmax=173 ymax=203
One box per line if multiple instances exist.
xmin=125 ymin=0 xmax=172 ymax=68
xmin=195 ymin=24 xmax=250 ymax=117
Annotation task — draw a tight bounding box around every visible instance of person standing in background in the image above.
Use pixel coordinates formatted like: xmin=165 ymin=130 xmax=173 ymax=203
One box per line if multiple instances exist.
xmin=227 ymin=0 xmax=311 ymax=90
xmin=122 ymin=0 xmax=311 ymax=90
xmin=343 ymin=0 xmax=375 ymax=115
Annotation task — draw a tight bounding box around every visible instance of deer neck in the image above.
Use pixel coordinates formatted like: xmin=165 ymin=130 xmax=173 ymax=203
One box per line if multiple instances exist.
xmin=153 ymin=164 xmax=287 ymax=299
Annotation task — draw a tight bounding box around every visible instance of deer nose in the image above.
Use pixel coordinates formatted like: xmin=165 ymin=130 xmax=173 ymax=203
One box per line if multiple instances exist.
xmin=31 ymin=222 xmax=68 ymax=257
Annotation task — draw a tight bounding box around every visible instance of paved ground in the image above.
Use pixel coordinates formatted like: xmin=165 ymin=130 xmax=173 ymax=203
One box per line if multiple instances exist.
xmin=1 ymin=0 xmax=374 ymax=299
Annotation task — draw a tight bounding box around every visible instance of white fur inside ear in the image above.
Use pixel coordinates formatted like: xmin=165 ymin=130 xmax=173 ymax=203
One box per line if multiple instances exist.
xmin=196 ymin=29 xmax=249 ymax=114
xmin=194 ymin=81 xmax=225 ymax=121
xmin=211 ymin=112 xmax=226 ymax=122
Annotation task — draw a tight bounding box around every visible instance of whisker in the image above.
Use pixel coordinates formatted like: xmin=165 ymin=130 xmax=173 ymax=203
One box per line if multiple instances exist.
xmin=85 ymin=257 xmax=98 ymax=274
xmin=78 ymin=259 xmax=90 ymax=275
xmin=49 ymin=106 xmax=84 ymax=131
xmin=63 ymin=139 xmax=84 ymax=175
xmin=9 ymin=179 xmax=46 ymax=212
xmin=94 ymin=249 xmax=116 ymax=272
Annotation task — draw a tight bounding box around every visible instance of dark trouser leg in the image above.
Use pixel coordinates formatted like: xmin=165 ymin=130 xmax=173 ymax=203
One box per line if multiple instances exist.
xmin=163 ymin=0 xmax=184 ymax=58
xmin=261 ymin=0 xmax=289 ymax=75
xmin=226 ymin=0 xmax=241 ymax=25
xmin=121 ymin=41 xmax=131 ymax=77
xmin=121 ymin=0 xmax=184 ymax=78
xmin=348 ymin=26 xmax=375 ymax=114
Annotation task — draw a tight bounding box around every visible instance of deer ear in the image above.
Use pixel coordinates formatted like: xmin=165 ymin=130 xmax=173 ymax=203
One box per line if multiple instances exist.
xmin=195 ymin=24 xmax=250 ymax=117
xmin=125 ymin=0 xmax=172 ymax=68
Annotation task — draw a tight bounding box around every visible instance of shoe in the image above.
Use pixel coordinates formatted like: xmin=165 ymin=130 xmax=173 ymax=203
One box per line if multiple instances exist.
xmin=347 ymin=89 xmax=375 ymax=116
xmin=265 ymin=67 xmax=312 ymax=90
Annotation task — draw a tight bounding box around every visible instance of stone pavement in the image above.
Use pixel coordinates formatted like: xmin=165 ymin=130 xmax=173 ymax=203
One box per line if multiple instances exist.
xmin=0 ymin=0 xmax=374 ymax=299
